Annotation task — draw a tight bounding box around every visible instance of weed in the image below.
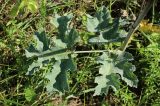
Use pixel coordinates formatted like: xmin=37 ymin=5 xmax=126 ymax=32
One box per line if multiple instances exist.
xmin=0 ymin=0 xmax=160 ymax=105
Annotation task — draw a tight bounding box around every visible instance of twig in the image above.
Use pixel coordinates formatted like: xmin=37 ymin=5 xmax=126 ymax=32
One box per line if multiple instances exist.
xmin=119 ymin=0 xmax=156 ymax=52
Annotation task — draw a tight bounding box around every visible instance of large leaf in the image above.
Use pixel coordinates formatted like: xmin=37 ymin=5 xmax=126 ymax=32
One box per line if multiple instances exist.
xmin=50 ymin=13 xmax=73 ymax=42
xmin=26 ymin=12 xmax=81 ymax=93
xmin=94 ymin=51 xmax=138 ymax=96
xmin=94 ymin=74 xmax=120 ymax=96
xmin=94 ymin=52 xmax=120 ymax=95
xmin=45 ymin=60 xmax=61 ymax=92
xmin=25 ymin=31 xmax=50 ymax=58
xmin=86 ymin=6 xmax=127 ymax=43
xmin=25 ymin=32 xmax=68 ymax=75
xmin=50 ymin=13 xmax=80 ymax=48
xmin=53 ymin=56 xmax=77 ymax=92
xmin=115 ymin=61 xmax=138 ymax=87
xmin=67 ymin=28 xmax=80 ymax=48
xmin=86 ymin=14 xmax=99 ymax=32
xmin=25 ymin=30 xmax=78 ymax=93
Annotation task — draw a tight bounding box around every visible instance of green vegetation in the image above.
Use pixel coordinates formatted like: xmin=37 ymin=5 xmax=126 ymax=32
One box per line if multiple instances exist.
xmin=0 ymin=0 xmax=160 ymax=105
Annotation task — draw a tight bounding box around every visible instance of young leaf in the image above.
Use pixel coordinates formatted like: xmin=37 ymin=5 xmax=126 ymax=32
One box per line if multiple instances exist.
xmin=27 ymin=0 xmax=38 ymax=13
xmin=40 ymin=0 xmax=47 ymax=17
xmin=24 ymin=87 xmax=36 ymax=102
xmin=9 ymin=0 xmax=38 ymax=18
xmin=9 ymin=2 xmax=21 ymax=18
